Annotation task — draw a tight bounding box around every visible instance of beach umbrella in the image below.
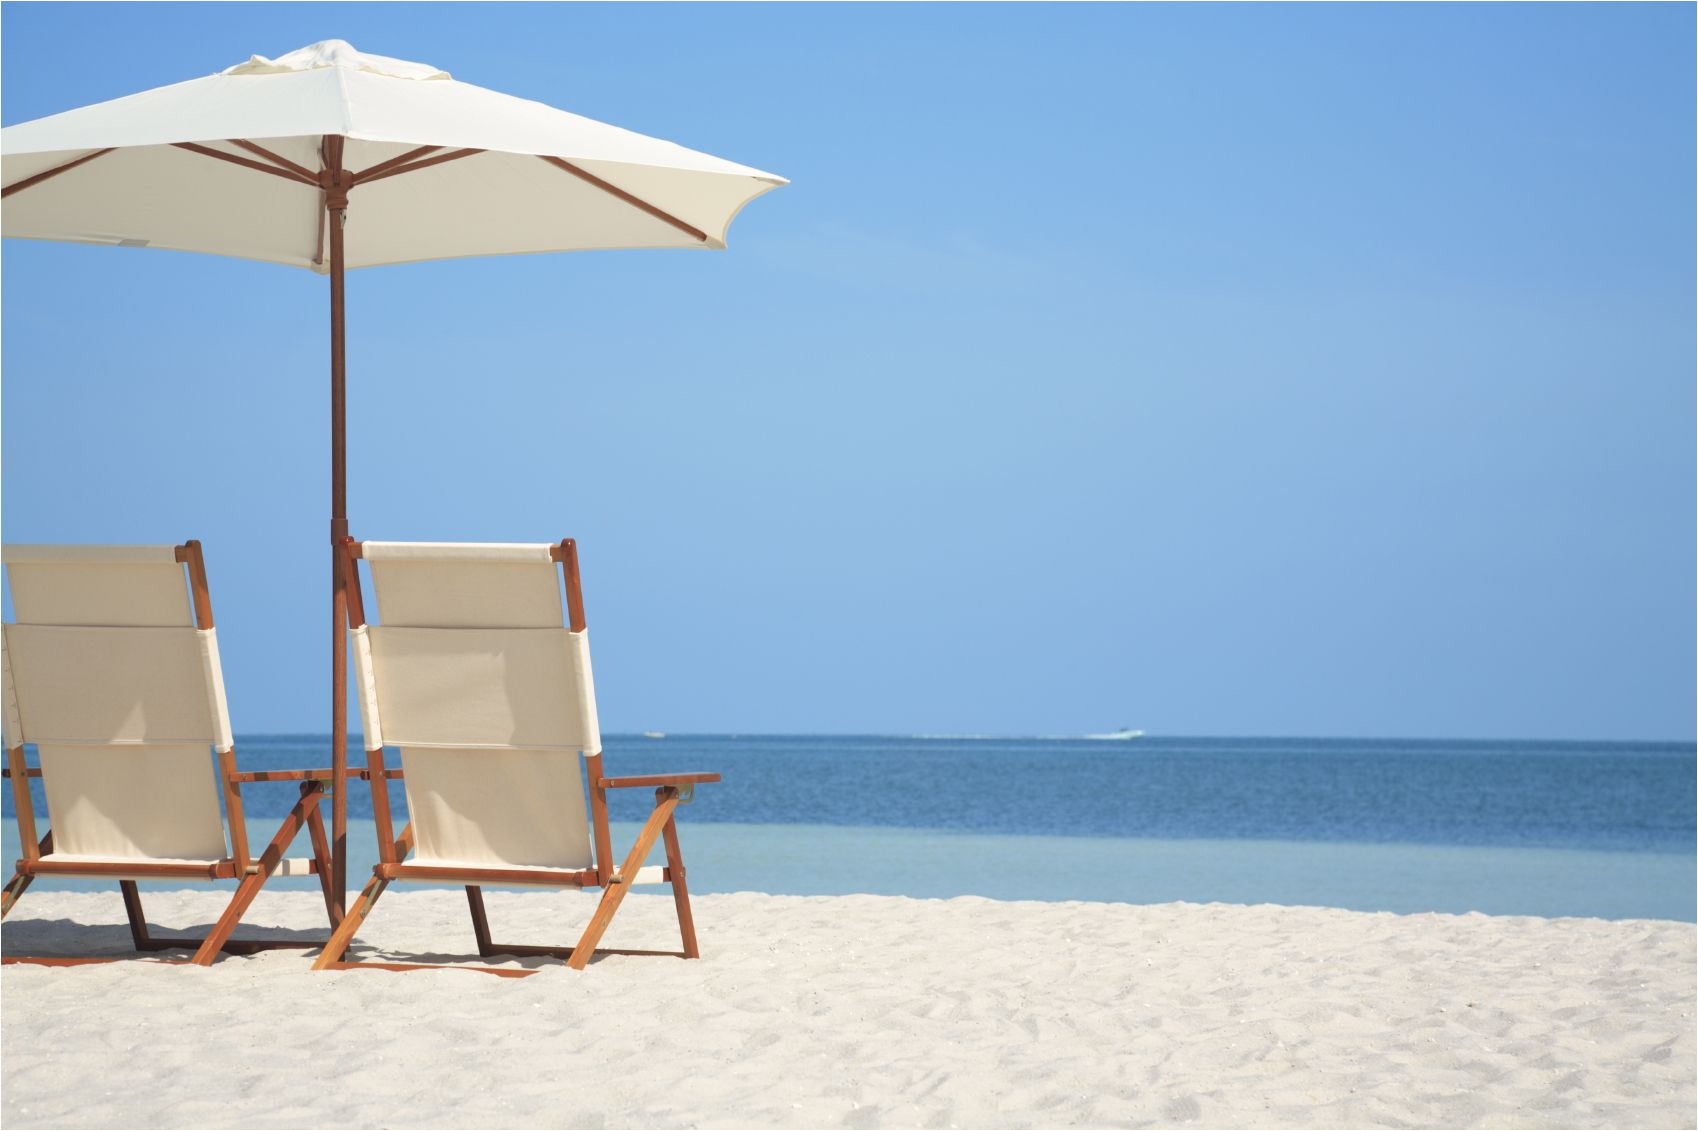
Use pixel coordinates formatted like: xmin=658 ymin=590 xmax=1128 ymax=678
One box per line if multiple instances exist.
xmin=0 ymin=39 xmax=785 ymax=910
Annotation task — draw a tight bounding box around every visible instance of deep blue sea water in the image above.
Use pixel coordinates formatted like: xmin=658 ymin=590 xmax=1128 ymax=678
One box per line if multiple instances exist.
xmin=5 ymin=734 xmax=1694 ymax=919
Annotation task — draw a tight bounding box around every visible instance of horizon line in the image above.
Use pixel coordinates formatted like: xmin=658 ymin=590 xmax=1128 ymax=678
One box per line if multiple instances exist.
xmin=218 ymin=731 xmax=1697 ymax=747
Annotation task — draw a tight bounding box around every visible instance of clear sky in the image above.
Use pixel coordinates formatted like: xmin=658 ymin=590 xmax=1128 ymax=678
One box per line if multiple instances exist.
xmin=2 ymin=3 xmax=1692 ymax=740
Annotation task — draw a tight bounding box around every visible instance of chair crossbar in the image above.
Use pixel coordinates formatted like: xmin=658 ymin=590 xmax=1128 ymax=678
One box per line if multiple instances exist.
xmin=18 ymin=859 xmax=233 ymax=880
xmin=376 ymin=863 xmax=601 ymax=886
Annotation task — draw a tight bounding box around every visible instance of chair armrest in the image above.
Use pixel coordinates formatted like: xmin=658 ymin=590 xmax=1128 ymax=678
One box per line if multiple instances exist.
xmin=596 ymin=772 xmax=720 ymax=790
xmin=228 ymin=768 xmax=404 ymax=783
xmin=230 ymin=769 xmax=335 ymax=782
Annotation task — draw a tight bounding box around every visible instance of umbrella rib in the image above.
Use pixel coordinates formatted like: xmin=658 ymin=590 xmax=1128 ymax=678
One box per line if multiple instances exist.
xmin=172 ymin=142 xmax=320 ymax=188
xmin=350 ymin=145 xmax=445 ymax=184
xmin=352 ymin=147 xmax=484 ymax=187
xmin=1 ymin=148 xmax=116 ymax=199
xmin=539 ymin=155 xmax=708 ymax=244
xmin=228 ymin=139 xmax=319 ymax=183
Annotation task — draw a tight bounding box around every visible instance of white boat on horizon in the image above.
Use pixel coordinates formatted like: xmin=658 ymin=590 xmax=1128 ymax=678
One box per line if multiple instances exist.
xmin=1084 ymin=728 xmax=1145 ymax=741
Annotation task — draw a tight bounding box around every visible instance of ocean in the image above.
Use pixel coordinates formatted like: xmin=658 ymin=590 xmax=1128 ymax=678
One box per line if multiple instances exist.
xmin=5 ymin=734 xmax=1694 ymax=920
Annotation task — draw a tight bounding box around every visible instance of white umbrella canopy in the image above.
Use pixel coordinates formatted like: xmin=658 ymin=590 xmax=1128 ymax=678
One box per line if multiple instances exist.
xmin=1 ymin=39 xmax=785 ymax=267
xmin=1 ymin=39 xmax=785 ymax=913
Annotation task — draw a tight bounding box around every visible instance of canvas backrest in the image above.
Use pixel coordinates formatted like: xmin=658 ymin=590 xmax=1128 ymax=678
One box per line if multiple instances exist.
xmin=351 ymin=541 xmax=600 ymax=871
xmin=1 ymin=545 xmax=231 ymax=862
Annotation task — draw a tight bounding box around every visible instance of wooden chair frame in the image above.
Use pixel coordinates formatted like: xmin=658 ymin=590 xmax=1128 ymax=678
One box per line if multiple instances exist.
xmin=312 ymin=537 xmax=719 ymax=976
xmin=1 ymin=540 xmax=339 ymax=967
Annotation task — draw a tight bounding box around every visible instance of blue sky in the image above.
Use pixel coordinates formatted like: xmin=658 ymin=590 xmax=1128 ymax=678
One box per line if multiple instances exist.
xmin=2 ymin=4 xmax=1693 ymax=740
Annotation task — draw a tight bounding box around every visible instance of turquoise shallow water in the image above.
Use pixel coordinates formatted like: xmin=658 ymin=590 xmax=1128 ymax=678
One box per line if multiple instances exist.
xmin=5 ymin=817 xmax=1693 ymax=921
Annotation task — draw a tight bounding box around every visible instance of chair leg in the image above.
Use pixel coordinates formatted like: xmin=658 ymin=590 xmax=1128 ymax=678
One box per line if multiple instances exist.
xmin=312 ymin=869 xmax=390 ymax=970
xmin=305 ymin=795 xmax=341 ymax=927
xmin=191 ymin=782 xmax=326 ymax=966
xmin=119 ymin=881 xmax=152 ymax=949
xmin=2 ymin=831 xmax=51 ymax=919
xmin=567 ymin=790 xmax=680 ymax=971
xmin=660 ymin=814 xmax=700 ymax=959
xmin=312 ymin=821 xmax=415 ymax=971
xmin=466 ymin=886 xmax=495 ymax=956
xmin=1 ymin=869 xmax=32 ymax=919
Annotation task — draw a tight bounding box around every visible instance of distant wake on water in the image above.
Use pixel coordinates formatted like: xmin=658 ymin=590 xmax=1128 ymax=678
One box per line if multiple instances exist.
xmin=907 ymin=732 xmax=1144 ymax=741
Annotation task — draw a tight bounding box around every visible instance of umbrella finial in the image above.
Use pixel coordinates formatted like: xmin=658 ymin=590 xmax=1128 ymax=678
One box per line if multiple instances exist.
xmin=223 ymin=41 xmax=451 ymax=81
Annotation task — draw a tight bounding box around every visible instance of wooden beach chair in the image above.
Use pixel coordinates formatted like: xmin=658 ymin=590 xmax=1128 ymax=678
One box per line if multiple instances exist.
xmin=313 ymin=538 xmax=717 ymax=976
xmin=1 ymin=542 xmax=337 ymax=966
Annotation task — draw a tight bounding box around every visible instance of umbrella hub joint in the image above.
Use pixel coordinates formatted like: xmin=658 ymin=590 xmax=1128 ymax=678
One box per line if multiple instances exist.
xmin=319 ymin=169 xmax=354 ymax=211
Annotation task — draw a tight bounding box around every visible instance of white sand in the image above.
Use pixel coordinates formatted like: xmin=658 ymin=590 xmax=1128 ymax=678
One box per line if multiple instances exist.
xmin=2 ymin=889 xmax=1692 ymax=1129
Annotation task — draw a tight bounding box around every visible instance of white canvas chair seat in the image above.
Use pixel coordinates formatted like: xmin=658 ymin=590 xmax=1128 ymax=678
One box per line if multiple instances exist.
xmin=2 ymin=544 xmax=193 ymax=625
xmin=360 ymin=541 xmax=566 ymax=628
xmin=400 ymin=746 xmax=592 ymax=870
xmin=36 ymin=742 xmax=227 ymax=863
xmin=2 ymin=542 xmax=337 ymax=966
xmin=2 ymin=547 xmax=233 ymax=868
xmin=350 ymin=544 xmax=600 ymax=876
xmin=318 ymin=538 xmax=716 ymax=974
xmin=5 ymin=626 xmax=234 ymax=749
xmin=358 ymin=627 xmax=599 ymax=751
xmin=354 ymin=626 xmax=600 ymax=871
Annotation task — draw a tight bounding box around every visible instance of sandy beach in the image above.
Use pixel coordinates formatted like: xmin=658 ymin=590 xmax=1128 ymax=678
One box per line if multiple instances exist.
xmin=2 ymin=889 xmax=1692 ymax=1129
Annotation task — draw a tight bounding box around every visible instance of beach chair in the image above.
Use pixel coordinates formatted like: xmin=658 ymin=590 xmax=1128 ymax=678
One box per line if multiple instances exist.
xmin=313 ymin=538 xmax=717 ymax=976
xmin=1 ymin=542 xmax=337 ymax=966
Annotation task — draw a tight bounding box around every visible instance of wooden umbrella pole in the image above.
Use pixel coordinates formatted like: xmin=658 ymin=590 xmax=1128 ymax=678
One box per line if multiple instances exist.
xmin=324 ymin=135 xmax=351 ymax=918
